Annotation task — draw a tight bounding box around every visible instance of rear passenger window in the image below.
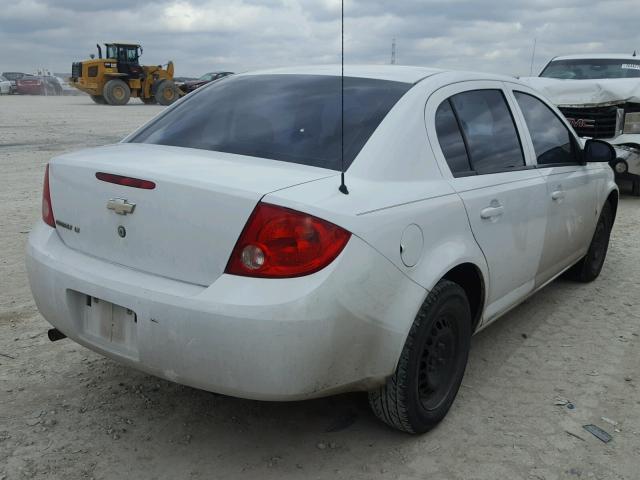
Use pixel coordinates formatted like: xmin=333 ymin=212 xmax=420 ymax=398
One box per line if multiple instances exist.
xmin=435 ymin=100 xmax=472 ymax=175
xmin=514 ymin=92 xmax=577 ymax=165
xmin=449 ymin=90 xmax=525 ymax=173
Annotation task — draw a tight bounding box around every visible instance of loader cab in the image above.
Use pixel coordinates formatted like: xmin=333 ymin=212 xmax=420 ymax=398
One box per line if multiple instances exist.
xmin=105 ymin=43 xmax=143 ymax=78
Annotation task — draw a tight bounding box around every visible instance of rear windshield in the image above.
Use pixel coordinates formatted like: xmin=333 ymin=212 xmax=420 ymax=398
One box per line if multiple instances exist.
xmin=540 ymin=59 xmax=640 ymax=80
xmin=130 ymin=74 xmax=411 ymax=170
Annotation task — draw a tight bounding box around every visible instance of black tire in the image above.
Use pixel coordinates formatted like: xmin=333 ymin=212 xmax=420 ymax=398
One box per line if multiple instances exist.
xmin=632 ymin=179 xmax=640 ymax=197
xmin=90 ymin=95 xmax=107 ymax=105
xmin=141 ymin=96 xmax=157 ymax=105
xmin=568 ymin=202 xmax=613 ymax=282
xmin=103 ymin=79 xmax=131 ymax=106
xmin=368 ymin=280 xmax=472 ymax=434
xmin=154 ymin=80 xmax=179 ymax=106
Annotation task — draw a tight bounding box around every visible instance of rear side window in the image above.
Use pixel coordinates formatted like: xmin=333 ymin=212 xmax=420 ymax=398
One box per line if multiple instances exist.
xmin=131 ymin=74 xmax=411 ymax=171
xmin=435 ymin=100 xmax=472 ymax=175
xmin=449 ymin=90 xmax=525 ymax=174
xmin=514 ymin=92 xmax=577 ymax=165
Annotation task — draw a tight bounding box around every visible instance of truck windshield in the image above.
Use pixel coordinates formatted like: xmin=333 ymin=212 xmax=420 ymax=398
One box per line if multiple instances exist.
xmin=540 ymin=59 xmax=640 ymax=80
xmin=130 ymin=74 xmax=411 ymax=170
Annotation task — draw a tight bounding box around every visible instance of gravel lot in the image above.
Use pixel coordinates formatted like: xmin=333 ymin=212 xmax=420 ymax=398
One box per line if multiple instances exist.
xmin=1 ymin=95 xmax=639 ymax=480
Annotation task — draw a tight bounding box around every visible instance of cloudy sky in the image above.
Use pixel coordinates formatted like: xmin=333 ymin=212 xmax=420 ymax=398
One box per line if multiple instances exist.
xmin=1 ymin=0 xmax=639 ymax=77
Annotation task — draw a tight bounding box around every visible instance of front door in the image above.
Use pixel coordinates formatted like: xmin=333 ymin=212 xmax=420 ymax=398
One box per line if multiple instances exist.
xmin=509 ymin=88 xmax=599 ymax=286
xmin=116 ymin=46 xmax=141 ymax=79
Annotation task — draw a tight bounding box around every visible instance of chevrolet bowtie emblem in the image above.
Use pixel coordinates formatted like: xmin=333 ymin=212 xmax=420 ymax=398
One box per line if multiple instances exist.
xmin=107 ymin=198 xmax=136 ymax=215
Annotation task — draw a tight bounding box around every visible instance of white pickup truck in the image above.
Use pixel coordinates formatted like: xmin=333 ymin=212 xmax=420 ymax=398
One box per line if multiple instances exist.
xmin=522 ymin=53 xmax=640 ymax=195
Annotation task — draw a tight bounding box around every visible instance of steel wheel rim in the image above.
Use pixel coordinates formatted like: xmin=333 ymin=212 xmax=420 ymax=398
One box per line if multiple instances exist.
xmin=113 ymin=86 xmax=125 ymax=100
xmin=163 ymin=88 xmax=174 ymax=101
xmin=417 ymin=314 xmax=458 ymax=411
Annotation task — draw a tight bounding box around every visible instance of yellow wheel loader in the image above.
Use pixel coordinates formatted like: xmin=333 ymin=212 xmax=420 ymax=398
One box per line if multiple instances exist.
xmin=70 ymin=43 xmax=181 ymax=106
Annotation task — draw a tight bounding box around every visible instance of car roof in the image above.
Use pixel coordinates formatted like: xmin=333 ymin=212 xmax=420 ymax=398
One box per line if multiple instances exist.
xmin=240 ymin=65 xmax=519 ymax=84
xmin=552 ymin=53 xmax=639 ymax=61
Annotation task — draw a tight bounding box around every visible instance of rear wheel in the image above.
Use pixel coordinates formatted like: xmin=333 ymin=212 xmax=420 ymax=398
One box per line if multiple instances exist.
xmin=568 ymin=202 xmax=612 ymax=282
xmin=103 ymin=79 xmax=131 ymax=106
xmin=90 ymin=95 xmax=107 ymax=105
xmin=368 ymin=280 xmax=471 ymax=433
xmin=154 ymin=80 xmax=179 ymax=106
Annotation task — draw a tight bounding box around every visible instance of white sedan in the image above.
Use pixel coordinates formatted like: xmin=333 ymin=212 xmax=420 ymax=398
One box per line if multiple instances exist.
xmin=0 ymin=75 xmax=11 ymax=95
xmin=26 ymin=66 xmax=618 ymax=433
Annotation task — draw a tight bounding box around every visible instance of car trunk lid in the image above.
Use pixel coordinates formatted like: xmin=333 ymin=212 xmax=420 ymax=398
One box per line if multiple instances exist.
xmin=48 ymin=143 xmax=336 ymax=285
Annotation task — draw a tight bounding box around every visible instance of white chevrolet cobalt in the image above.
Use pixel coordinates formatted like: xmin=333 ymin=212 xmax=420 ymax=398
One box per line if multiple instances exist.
xmin=27 ymin=66 xmax=618 ymax=433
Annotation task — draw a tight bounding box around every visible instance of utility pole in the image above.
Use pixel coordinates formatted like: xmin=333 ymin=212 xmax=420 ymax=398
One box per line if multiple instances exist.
xmin=529 ymin=37 xmax=537 ymax=76
xmin=391 ymin=38 xmax=396 ymax=65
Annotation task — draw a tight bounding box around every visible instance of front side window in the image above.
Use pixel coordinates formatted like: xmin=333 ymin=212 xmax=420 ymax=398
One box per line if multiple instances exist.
xmin=131 ymin=74 xmax=411 ymax=170
xmin=540 ymin=59 xmax=640 ymax=80
xmin=514 ymin=92 xmax=577 ymax=165
xmin=106 ymin=45 xmax=117 ymax=59
xmin=449 ymin=90 xmax=525 ymax=173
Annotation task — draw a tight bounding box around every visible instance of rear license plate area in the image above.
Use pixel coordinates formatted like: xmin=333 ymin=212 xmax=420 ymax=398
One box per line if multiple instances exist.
xmin=80 ymin=295 xmax=139 ymax=359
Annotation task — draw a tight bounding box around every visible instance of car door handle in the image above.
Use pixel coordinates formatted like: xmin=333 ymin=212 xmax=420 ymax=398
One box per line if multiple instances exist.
xmin=551 ymin=190 xmax=566 ymax=201
xmin=480 ymin=205 xmax=504 ymax=219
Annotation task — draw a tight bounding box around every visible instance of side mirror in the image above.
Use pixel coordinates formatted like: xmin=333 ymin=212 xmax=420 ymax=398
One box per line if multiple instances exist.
xmin=584 ymin=139 xmax=616 ymax=163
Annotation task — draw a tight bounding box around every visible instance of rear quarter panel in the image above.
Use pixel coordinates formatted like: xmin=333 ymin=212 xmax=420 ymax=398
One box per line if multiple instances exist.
xmin=265 ymin=78 xmax=489 ymax=337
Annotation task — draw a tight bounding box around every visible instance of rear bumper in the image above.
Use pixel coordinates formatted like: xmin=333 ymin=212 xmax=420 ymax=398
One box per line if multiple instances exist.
xmin=608 ymin=134 xmax=640 ymax=149
xmin=612 ymin=144 xmax=640 ymax=177
xmin=26 ymin=222 xmax=425 ymax=400
xmin=16 ymin=85 xmax=43 ymax=95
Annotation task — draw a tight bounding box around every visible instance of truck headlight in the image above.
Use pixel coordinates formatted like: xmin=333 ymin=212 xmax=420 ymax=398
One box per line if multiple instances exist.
xmin=623 ymin=112 xmax=640 ymax=134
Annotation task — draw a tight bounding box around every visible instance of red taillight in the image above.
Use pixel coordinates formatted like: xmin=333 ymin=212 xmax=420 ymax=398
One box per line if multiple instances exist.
xmin=42 ymin=164 xmax=55 ymax=228
xmin=225 ymin=203 xmax=351 ymax=278
xmin=96 ymin=172 xmax=156 ymax=190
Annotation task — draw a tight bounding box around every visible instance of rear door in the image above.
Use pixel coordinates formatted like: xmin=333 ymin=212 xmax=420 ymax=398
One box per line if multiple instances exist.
xmin=507 ymin=85 xmax=600 ymax=285
xmin=427 ymin=81 xmax=548 ymax=322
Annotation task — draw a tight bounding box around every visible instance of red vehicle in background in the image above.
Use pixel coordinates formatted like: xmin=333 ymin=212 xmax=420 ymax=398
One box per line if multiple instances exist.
xmin=16 ymin=76 xmax=63 ymax=95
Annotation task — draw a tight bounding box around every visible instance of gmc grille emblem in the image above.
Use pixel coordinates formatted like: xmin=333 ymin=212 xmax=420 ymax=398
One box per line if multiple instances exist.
xmin=567 ymin=118 xmax=596 ymax=129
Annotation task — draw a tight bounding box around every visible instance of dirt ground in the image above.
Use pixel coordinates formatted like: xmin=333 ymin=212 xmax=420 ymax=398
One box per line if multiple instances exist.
xmin=1 ymin=95 xmax=639 ymax=480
